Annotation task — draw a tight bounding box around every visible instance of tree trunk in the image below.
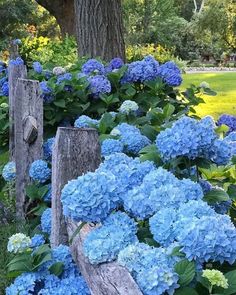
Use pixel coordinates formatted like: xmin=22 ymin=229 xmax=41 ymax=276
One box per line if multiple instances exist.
xmin=74 ymin=0 xmax=126 ymax=61
xmin=36 ymin=0 xmax=76 ymax=36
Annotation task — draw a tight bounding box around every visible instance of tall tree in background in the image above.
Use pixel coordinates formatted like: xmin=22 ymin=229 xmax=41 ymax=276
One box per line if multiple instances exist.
xmin=74 ymin=0 xmax=125 ymax=60
xmin=35 ymin=0 xmax=76 ymax=36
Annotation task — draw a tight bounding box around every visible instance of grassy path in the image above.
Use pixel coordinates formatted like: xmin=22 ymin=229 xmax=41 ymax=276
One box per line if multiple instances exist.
xmin=182 ymin=72 xmax=236 ymax=119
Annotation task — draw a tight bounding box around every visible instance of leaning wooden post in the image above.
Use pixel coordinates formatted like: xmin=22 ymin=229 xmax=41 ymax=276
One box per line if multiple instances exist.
xmin=51 ymin=127 xmax=101 ymax=247
xmin=14 ymin=79 xmax=43 ymax=220
xmin=8 ymin=62 xmax=27 ymax=160
xmin=51 ymin=127 xmax=142 ymax=295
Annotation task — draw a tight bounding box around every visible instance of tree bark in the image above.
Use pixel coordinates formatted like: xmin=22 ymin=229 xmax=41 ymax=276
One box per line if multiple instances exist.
xmin=74 ymin=0 xmax=126 ymax=61
xmin=36 ymin=0 xmax=76 ymax=36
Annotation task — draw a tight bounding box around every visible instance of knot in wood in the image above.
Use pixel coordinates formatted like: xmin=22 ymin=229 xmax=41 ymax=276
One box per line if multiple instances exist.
xmin=23 ymin=115 xmax=38 ymax=144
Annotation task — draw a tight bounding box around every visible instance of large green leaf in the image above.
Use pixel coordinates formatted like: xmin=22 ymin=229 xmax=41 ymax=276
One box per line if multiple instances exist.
xmin=175 ymin=259 xmax=196 ymax=286
xmin=221 ymin=270 xmax=236 ymax=295
xmin=49 ymin=262 xmax=64 ymax=277
xmin=174 ymin=287 xmax=199 ymax=295
xmin=203 ymin=188 xmax=229 ymax=204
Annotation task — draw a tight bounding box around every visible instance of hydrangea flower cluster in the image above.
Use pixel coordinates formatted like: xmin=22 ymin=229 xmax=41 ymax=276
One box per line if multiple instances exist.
xmin=106 ymin=57 xmax=124 ymax=73
xmin=218 ymin=114 xmax=236 ymax=133
xmin=40 ymin=208 xmax=52 ymax=234
xmin=1 ymin=81 xmax=9 ymax=96
xmin=202 ymin=269 xmax=228 ymax=289
xmin=31 ymin=234 xmax=45 ymax=248
xmin=7 ymin=233 xmax=31 ymax=254
xmin=124 ymin=167 xmax=203 ymax=220
xmin=52 ymin=66 xmax=66 ymax=76
xmin=74 ymin=115 xmax=99 ymax=128
xmin=101 ymin=139 xmax=124 ymax=156
xmin=119 ymin=100 xmax=139 ymax=114
xmin=88 ymin=75 xmax=111 ymax=97
xmin=159 ymin=61 xmax=182 ymax=87
xmin=81 ymin=59 xmax=105 ymax=75
xmin=29 ymin=160 xmax=51 ymax=183
xmin=2 ymin=161 xmax=16 ymax=182
xmin=112 ymin=123 xmax=151 ymax=155
xmin=61 ymin=171 xmax=117 ymax=222
xmin=9 ymin=57 xmax=24 ymax=66
xmin=118 ymin=243 xmax=179 ymax=295
xmin=122 ymin=55 xmax=160 ymax=83
xmin=43 ymin=137 xmax=55 ymax=161
xmin=33 ymin=62 xmax=43 ymax=74
xmin=178 ymin=214 xmax=236 ymax=264
xmin=83 ymin=211 xmax=138 ymax=264
xmin=156 ymin=116 xmax=232 ymax=164
xmin=40 ymin=81 xmax=54 ymax=103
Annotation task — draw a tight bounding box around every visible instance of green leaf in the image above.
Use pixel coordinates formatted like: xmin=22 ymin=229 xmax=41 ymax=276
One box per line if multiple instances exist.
xmin=174 ymin=287 xmax=199 ymax=295
xmin=26 ymin=184 xmax=40 ymax=200
xmin=53 ymin=99 xmax=66 ymax=108
xmin=221 ymin=270 xmax=236 ymax=295
xmin=141 ymin=125 xmax=158 ymax=141
xmin=49 ymin=262 xmax=64 ymax=277
xmin=171 ymin=246 xmax=185 ymax=258
xmin=98 ymin=113 xmax=115 ymax=134
xmin=203 ymin=188 xmax=230 ymax=204
xmin=175 ymin=259 xmax=196 ymax=286
xmin=69 ymin=222 xmax=86 ymax=244
xmin=228 ymin=185 xmax=236 ymax=200
xmin=163 ymin=104 xmax=175 ymax=118
xmin=215 ymin=124 xmax=230 ymax=135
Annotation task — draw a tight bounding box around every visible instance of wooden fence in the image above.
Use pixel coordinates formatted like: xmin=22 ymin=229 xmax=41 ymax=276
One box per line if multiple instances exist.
xmin=8 ymin=56 xmax=143 ymax=294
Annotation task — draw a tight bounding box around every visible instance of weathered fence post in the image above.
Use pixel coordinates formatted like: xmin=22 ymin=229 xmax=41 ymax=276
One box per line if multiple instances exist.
xmin=51 ymin=127 xmax=101 ymax=247
xmin=51 ymin=127 xmax=143 ymax=295
xmin=8 ymin=63 xmax=27 ymax=160
xmin=14 ymin=79 xmax=43 ymax=220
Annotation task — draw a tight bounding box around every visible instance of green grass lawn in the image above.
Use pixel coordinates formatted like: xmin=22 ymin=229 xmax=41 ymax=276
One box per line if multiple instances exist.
xmin=182 ymin=72 xmax=236 ymax=119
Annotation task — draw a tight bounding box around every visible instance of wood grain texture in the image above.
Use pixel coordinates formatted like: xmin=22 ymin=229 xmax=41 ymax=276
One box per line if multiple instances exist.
xmin=51 ymin=127 xmax=101 ymax=248
xmin=14 ymin=79 xmax=43 ymax=220
xmin=67 ymin=221 xmax=143 ymax=295
xmin=74 ymin=0 xmax=125 ymax=61
xmin=8 ymin=64 xmax=27 ymax=160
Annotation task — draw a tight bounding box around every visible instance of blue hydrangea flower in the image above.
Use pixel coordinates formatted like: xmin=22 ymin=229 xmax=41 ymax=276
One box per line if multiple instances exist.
xmin=119 ymin=100 xmax=139 ymax=114
xmin=41 ymin=208 xmax=52 ymax=234
xmin=83 ymin=214 xmax=138 ymax=264
xmin=7 ymin=233 xmax=31 ymax=253
xmin=114 ymin=123 xmax=151 ymax=155
xmin=0 ymin=76 xmax=7 ymax=87
xmin=6 ymin=272 xmax=41 ymax=295
xmin=98 ymin=156 xmax=155 ymax=202
xmin=178 ymin=214 xmax=236 ymax=264
xmin=82 ymin=59 xmax=105 ymax=75
xmin=225 ymin=132 xmax=236 ymax=142
xmin=40 ymin=81 xmax=54 ymax=103
xmin=61 ymin=171 xmax=118 ymax=222
xmin=207 ymin=139 xmax=232 ymax=165
xmin=156 ymin=116 xmax=229 ymax=164
xmin=31 ymin=234 xmax=45 ymax=248
xmin=101 ymin=139 xmax=124 ymax=156
xmin=88 ymin=75 xmax=111 ymax=97
xmin=33 ymin=62 xmax=43 ymax=74
xmin=218 ymin=114 xmax=236 ymax=133
xmin=44 ymin=184 xmax=52 ymax=202
xmin=109 ymin=57 xmax=124 ymax=69
xmin=118 ymin=242 xmax=179 ymax=295
xmin=179 ymin=178 xmax=203 ymax=201
xmin=1 ymin=81 xmax=9 ymax=96
xmin=74 ymin=115 xmax=99 ymax=128
xmin=29 ymin=160 xmax=51 ymax=183
xmin=39 ymin=275 xmax=90 ymax=295
xmin=159 ymin=61 xmax=182 ymax=87
xmin=2 ymin=161 xmax=16 ymax=182
xmin=9 ymin=57 xmax=24 ymax=66
xmin=136 ymin=264 xmax=179 ymax=295
xmin=122 ymin=55 xmax=160 ymax=83
xmin=56 ymin=73 xmax=72 ymax=84
xmin=43 ymin=137 xmax=55 ymax=161
xmin=150 ymin=208 xmax=177 ymax=246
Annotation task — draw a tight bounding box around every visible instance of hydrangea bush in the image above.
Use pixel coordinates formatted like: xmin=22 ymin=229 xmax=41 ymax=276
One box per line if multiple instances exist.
xmin=3 ymin=54 xmax=236 ymax=295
